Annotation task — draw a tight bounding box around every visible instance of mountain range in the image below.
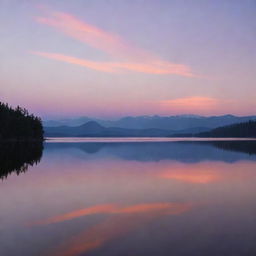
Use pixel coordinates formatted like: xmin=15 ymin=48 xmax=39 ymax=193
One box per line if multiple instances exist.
xmin=43 ymin=115 xmax=256 ymax=131
xmin=44 ymin=121 xmax=183 ymax=137
xmin=44 ymin=119 xmax=256 ymax=138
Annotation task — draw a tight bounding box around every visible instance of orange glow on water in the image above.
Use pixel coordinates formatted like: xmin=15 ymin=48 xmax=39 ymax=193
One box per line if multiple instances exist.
xmin=29 ymin=204 xmax=116 ymax=226
xmin=159 ymin=169 xmax=220 ymax=184
xmin=30 ymin=202 xmax=192 ymax=226
xmin=44 ymin=202 xmax=193 ymax=256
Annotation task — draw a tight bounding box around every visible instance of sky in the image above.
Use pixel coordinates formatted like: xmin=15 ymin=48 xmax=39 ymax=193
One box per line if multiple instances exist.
xmin=0 ymin=0 xmax=255 ymax=119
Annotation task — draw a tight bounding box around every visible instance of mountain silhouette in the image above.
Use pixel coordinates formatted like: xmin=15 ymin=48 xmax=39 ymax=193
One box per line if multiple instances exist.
xmin=44 ymin=121 xmax=176 ymax=137
xmin=43 ymin=114 xmax=256 ymax=130
xmin=78 ymin=121 xmax=106 ymax=133
xmin=44 ymin=120 xmax=256 ymax=138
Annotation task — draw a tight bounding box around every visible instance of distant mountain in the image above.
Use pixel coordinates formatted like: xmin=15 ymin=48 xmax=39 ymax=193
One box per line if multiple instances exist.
xmin=43 ymin=117 xmax=95 ymax=127
xmin=43 ymin=115 xmax=256 ymax=131
xmin=44 ymin=121 xmax=174 ymax=137
xmin=45 ymin=120 xmax=215 ymax=137
xmin=44 ymin=120 xmax=256 ymax=138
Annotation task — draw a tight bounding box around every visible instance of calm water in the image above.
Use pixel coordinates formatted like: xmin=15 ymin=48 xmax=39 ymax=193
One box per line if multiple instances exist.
xmin=1 ymin=139 xmax=256 ymax=256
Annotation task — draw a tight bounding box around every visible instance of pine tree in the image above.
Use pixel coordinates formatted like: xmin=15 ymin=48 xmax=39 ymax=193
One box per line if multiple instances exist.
xmin=0 ymin=102 xmax=44 ymax=141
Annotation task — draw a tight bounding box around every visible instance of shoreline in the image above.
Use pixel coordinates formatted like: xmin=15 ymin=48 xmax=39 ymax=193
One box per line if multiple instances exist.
xmin=44 ymin=137 xmax=256 ymax=143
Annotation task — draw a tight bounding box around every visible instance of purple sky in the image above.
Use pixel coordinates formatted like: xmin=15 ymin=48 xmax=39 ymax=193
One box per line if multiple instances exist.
xmin=0 ymin=0 xmax=255 ymax=119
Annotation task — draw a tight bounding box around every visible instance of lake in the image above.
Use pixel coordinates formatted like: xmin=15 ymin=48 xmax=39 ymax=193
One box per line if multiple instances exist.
xmin=1 ymin=138 xmax=256 ymax=256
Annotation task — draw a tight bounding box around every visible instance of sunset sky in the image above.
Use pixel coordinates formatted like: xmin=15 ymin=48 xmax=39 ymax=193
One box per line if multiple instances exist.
xmin=0 ymin=0 xmax=255 ymax=119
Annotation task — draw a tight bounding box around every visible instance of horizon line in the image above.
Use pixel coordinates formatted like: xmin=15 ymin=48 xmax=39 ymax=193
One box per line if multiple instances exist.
xmin=42 ymin=113 xmax=256 ymax=121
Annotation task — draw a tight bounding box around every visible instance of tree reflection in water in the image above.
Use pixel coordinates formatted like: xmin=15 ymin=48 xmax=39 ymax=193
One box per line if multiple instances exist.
xmin=210 ymin=140 xmax=256 ymax=155
xmin=1 ymin=140 xmax=255 ymax=180
xmin=0 ymin=141 xmax=43 ymax=179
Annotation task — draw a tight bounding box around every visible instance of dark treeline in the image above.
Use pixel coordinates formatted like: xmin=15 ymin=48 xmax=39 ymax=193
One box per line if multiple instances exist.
xmin=0 ymin=102 xmax=44 ymax=141
xmin=189 ymin=140 xmax=256 ymax=155
xmin=171 ymin=120 xmax=256 ymax=138
xmin=197 ymin=120 xmax=256 ymax=138
xmin=0 ymin=141 xmax=43 ymax=179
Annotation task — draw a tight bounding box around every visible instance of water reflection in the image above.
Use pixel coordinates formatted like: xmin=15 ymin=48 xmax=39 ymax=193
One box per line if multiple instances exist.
xmin=45 ymin=140 xmax=256 ymax=163
xmin=44 ymin=203 xmax=193 ymax=256
xmin=29 ymin=202 xmax=193 ymax=226
xmin=0 ymin=141 xmax=43 ymax=179
xmin=1 ymin=140 xmax=256 ymax=256
xmin=208 ymin=140 xmax=256 ymax=155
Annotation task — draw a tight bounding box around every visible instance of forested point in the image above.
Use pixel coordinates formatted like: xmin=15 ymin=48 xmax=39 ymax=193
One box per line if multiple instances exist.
xmin=197 ymin=120 xmax=256 ymax=138
xmin=0 ymin=102 xmax=44 ymax=141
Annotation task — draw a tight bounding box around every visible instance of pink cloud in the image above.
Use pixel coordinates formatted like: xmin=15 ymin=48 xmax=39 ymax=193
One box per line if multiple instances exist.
xmin=33 ymin=8 xmax=196 ymax=76
xmin=160 ymin=97 xmax=222 ymax=112
xmin=31 ymin=51 xmax=117 ymax=72
xmin=32 ymin=51 xmax=194 ymax=76
xmin=35 ymin=12 xmax=140 ymax=60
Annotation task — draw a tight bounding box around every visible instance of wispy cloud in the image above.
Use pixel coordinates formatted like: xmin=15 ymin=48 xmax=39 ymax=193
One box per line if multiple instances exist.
xmin=32 ymin=51 xmax=193 ymax=75
xmin=32 ymin=8 xmax=196 ymax=76
xmin=160 ymin=97 xmax=221 ymax=112
xmin=35 ymin=10 xmax=141 ymax=60
xmin=32 ymin=51 xmax=117 ymax=72
xmin=161 ymin=97 xmax=219 ymax=107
